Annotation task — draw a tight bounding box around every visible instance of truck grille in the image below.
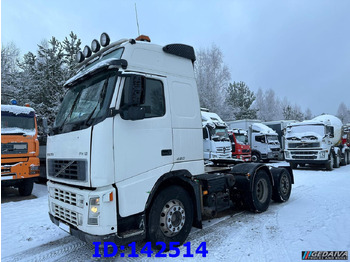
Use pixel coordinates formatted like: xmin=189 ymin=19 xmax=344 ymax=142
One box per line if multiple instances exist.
xmin=217 ymin=146 xmax=231 ymax=153
xmin=1 ymin=143 xmax=28 ymax=155
xmin=289 ymin=142 xmax=320 ymax=149
xmin=242 ymin=149 xmax=250 ymax=153
xmin=53 ymin=188 xmax=83 ymax=206
xmin=271 ymin=148 xmax=280 ymax=152
xmin=53 ymin=203 xmax=80 ymax=226
xmin=291 ymin=151 xmax=318 ymax=160
xmin=48 ymin=160 xmax=87 ymax=181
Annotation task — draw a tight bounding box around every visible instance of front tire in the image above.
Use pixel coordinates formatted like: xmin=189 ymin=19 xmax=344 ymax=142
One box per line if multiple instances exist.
xmin=334 ymin=153 xmax=340 ymax=168
xmin=245 ymin=170 xmax=272 ymax=212
xmin=251 ymin=152 xmax=261 ymax=163
xmin=325 ymin=153 xmax=334 ymax=171
xmin=18 ymin=180 xmax=33 ymax=196
xmin=147 ymin=186 xmax=193 ymax=249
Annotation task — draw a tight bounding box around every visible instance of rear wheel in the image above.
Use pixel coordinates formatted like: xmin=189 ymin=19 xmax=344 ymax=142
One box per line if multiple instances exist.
xmin=147 ymin=186 xmax=193 ymax=249
xmin=18 ymin=180 xmax=34 ymax=196
xmin=245 ymin=170 xmax=272 ymax=212
xmin=272 ymin=170 xmax=292 ymax=202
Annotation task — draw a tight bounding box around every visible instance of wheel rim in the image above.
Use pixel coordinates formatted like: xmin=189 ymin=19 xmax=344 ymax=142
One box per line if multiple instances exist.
xmin=252 ymin=154 xmax=258 ymax=162
xmin=280 ymin=174 xmax=290 ymax=196
xmin=159 ymin=199 xmax=186 ymax=237
xmin=256 ymin=179 xmax=269 ymax=203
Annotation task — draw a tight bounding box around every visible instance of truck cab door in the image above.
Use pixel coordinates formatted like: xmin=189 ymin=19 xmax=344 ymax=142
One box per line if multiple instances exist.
xmin=113 ymin=74 xmax=173 ymax=183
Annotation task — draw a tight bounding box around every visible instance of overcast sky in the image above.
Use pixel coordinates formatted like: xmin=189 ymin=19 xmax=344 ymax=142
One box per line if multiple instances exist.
xmin=2 ymin=0 xmax=350 ymax=116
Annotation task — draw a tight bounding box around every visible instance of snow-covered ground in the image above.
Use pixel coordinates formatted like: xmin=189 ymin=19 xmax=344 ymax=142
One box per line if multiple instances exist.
xmin=2 ymin=164 xmax=350 ymax=261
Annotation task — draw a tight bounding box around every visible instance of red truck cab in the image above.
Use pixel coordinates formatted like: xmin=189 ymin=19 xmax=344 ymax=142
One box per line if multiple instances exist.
xmin=228 ymin=129 xmax=251 ymax=162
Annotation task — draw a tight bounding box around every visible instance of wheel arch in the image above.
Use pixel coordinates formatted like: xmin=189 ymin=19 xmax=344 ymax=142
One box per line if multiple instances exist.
xmin=145 ymin=169 xmax=202 ymax=229
xmin=230 ymin=163 xmax=274 ymax=191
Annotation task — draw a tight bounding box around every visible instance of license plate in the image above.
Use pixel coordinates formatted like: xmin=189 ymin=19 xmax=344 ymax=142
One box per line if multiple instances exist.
xmin=59 ymin=221 xmax=70 ymax=233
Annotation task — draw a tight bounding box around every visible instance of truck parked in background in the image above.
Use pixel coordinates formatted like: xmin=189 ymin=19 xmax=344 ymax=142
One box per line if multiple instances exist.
xmin=263 ymin=120 xmax=298 ymax=159
xmin=201 ymin=110 xmax=231 ymax=161
xmin=228 ymin=129 xmax=251 ymax=162
xmin=1 ymin=103 xmax=40 ymax=196
xmin=343 ymin=124 xmax=350 ymax=147
xmin=46 ymin=33 xmax=293 ymax=249
xmin=227 ymin=120 xmax=282 ymax=162
xmin=284 ymin=115 xmax=350 ymax=170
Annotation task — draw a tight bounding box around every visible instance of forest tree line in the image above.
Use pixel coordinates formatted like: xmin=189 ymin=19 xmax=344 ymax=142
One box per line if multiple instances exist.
xmin=2 ymin=32 xmax=350 ymax=137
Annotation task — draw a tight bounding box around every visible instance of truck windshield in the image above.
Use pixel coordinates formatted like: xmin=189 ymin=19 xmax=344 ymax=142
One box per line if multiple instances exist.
xmin=210 ymin=128 xmax=230 ymax=142
xmin=235 ymin=133 xmax=248 ymax=145
xmin=266 ymin=135 xmax=279 ymax=144
xmin=287 ymin=125 xmax=325 ymax=136
xmin=1 ymin=111 xmax=35 ymax=135
xmin=53 ymin=70 xmax=117 ymax=133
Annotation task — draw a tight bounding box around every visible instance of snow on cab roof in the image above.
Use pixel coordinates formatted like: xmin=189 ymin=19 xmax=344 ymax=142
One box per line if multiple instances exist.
xmin=1 ymin=105 xmax=35 ymax=115
xmin=252 ymin=123 xmax=278 ymax=135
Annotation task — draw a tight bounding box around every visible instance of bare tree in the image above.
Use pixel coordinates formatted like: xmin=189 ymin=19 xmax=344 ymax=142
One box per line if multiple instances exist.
xmin=337 ymin=102 xmax=350 ymax=124
xmin=194 ymin=44 xmax=231 ymax=117
xmin=1 ymin=42 xmax=20 ymax=103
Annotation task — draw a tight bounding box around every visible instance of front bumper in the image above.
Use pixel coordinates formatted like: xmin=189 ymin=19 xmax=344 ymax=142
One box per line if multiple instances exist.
xmin=1 ymin=157 xmax=40 ymax=184
xmin=47 ymin=181 xmax=117 ymax=237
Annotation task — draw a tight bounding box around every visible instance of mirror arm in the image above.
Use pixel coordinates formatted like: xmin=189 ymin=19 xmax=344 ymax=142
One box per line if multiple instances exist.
xmin=108 ymin=108 xmax=121 ymax=117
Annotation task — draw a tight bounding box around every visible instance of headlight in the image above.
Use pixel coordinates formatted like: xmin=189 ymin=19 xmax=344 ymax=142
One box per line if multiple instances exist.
xmin=285 ymin=151 xmax=291 ymax=159
xmin=88 ymin=196 xmax=100 ymax=225
xmin=319 ymin=151 xmax=326 ymax=158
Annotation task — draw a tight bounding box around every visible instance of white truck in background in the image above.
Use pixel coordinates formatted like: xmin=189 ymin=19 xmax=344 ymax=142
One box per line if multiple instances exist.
xmin=201 ymin=110 xmax=231 ymax=161
xmin=46 ymin=33 xmax=293 ymax=250
xmin=227 ymin=120 xmax=282 ymax=162
xmin=284 ymin=114 xmax=350 ymax=170
xmin=263 ymin=120 xmax=298 ymax=155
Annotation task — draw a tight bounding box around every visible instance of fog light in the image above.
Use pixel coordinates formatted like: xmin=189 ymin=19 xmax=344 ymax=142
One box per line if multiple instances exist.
xmin=30 ymin=165 xmax=40 ymax=174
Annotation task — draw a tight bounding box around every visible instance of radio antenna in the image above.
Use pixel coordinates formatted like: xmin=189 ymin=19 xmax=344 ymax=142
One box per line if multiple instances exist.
xmin=135 ymin=3 xmax=140 ymax=36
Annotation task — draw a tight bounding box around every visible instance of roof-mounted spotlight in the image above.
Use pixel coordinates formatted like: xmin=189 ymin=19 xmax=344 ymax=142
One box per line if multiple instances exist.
xmin=83 ymin=45 xmax=92 ymax=58
xmin=91 ymin=39 xmax=101 ymax=53
xmin=100 ymin=32 xmax=110 ymax=47
xmin=76 ymin=51 xmax=85 ymax=63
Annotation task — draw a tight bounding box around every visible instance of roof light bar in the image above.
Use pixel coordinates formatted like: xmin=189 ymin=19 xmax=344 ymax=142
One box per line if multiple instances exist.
xmin=83 ymin=45 xmax=92 ymax=58
xmin=76 ymin=51 xmax=85 ymax=63
xmin=100 ymin=33 xmax=110 ymax=47
xmin=91 ymin=39 xmax=101 ymax=53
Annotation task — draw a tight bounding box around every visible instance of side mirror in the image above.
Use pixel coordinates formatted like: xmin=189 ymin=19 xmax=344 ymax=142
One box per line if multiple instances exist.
xmin=122 ymin=106 xmax=146 ymax=120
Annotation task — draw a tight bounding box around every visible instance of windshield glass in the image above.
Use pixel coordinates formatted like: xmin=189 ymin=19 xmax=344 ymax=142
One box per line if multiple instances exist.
xmin=235 ymin=133 xmax=248 ymax=145
xmin=210 ymin=127 xmax=229 ymax=141
xmin=266 ymin=135 xmax=279 ymax=144
xmin=287 ymin=125 xmax=325 ymax=136
xmin=1 ymin=112 xmax=35 ymax=135
xmin=54 ymin=71 xmax=117 ymax=132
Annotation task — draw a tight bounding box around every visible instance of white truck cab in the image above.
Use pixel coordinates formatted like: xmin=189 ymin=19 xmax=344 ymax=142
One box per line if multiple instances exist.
xmin=201 ymin=110 xmax=231 ymax=161
xmin=284 ymin=114 xmax=350 ymax=170
xmin=47 ymin=33 xmax=293 ymax=250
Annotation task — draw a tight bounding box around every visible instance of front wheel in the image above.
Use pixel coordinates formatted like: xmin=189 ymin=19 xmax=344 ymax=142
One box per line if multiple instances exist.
xmin=147 ymin=186 xmax=193 ymax=249
xmin=251 ymin=152 xmax=261 ymax=163
xmin=325 ymin=153 xmax=334 ymax=171
xmin=245 ymin=170 xmax=272 ymax=212
xmin=18 ymin=179 xmax=34 ymax=196
xmin=272 ymin=170 xmax=292 ymax=202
